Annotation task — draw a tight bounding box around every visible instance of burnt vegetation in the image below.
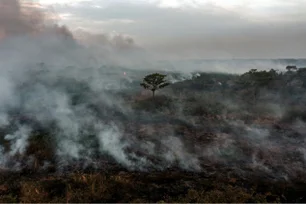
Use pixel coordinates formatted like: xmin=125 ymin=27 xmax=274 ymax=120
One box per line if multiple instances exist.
xmin=2 ymin=65 xmax=306 ymax=202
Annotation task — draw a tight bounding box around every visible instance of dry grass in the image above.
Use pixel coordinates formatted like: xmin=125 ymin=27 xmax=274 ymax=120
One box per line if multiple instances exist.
xmin=20 ymin=181 xmax=48 ymax=203
xmin=0 ymin=168 xmax=305 ymax=202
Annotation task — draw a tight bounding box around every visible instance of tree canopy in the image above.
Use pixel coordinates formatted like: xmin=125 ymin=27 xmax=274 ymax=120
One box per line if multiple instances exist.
xmin=140 ymin=73 xmax=170 ymax=97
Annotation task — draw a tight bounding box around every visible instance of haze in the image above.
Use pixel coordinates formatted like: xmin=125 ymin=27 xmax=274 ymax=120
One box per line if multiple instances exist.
xmin=36 ymin=0 xmax=306 ymax=60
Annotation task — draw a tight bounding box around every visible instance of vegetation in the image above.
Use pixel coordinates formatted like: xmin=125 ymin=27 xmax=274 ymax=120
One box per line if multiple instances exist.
xmin=1 ymin=170 xmax=306 ymax=203
xmin=235 ymin=69 xmax=278 ymax=104
xmin=2 ymin=65 xmax=306 ymax=202
xmin=140 ymin=73 xmax=170 ymax=97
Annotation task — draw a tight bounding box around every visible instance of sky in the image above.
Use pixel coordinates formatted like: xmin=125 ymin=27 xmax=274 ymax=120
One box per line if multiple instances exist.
xmin=28 ymin=0 xmax=306 ymax=59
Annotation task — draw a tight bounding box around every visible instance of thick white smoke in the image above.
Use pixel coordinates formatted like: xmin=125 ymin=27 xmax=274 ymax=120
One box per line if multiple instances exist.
xmin=1 ymin=0 xmax=306 ymax=182
xmin=0 ymin=0 xmax=202 ymax=172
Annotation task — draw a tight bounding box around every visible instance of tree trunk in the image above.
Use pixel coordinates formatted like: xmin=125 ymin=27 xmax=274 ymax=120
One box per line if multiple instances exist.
xmin=152 ymin=90 xmax=155 ymax=97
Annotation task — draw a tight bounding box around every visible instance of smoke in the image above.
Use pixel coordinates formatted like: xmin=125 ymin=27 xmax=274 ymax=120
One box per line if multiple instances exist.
xmin=0 ymin=0 xmax=72 ymax=39
xmin=96 ymin=123 xmax=133 ymax=168
xmin=1 ymin=0 xmax=306 ymax=184
xmin=73 ymin=29 xmax=149 ymax=67
xmin=0 ymin=0 xmax=42 ymax=37
xmin=5 ymin=125 xmax=32 ymax=156
xmin=0 ymin=0 xmax=198 ymax=172
xmin=162 ymin=136 xmax=201 ymax=171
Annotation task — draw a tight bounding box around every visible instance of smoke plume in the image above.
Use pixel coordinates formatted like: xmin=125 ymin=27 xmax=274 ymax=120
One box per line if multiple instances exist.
xmin=1 ymin=0 xmax=306 ymax=184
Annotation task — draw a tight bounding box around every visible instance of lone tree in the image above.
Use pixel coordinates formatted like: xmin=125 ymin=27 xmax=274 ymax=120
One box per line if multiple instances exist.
xmin=140 ymin=73 xmax=170 ymax=97
xmin=286 ymin=65 xmax=297 ymax=72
